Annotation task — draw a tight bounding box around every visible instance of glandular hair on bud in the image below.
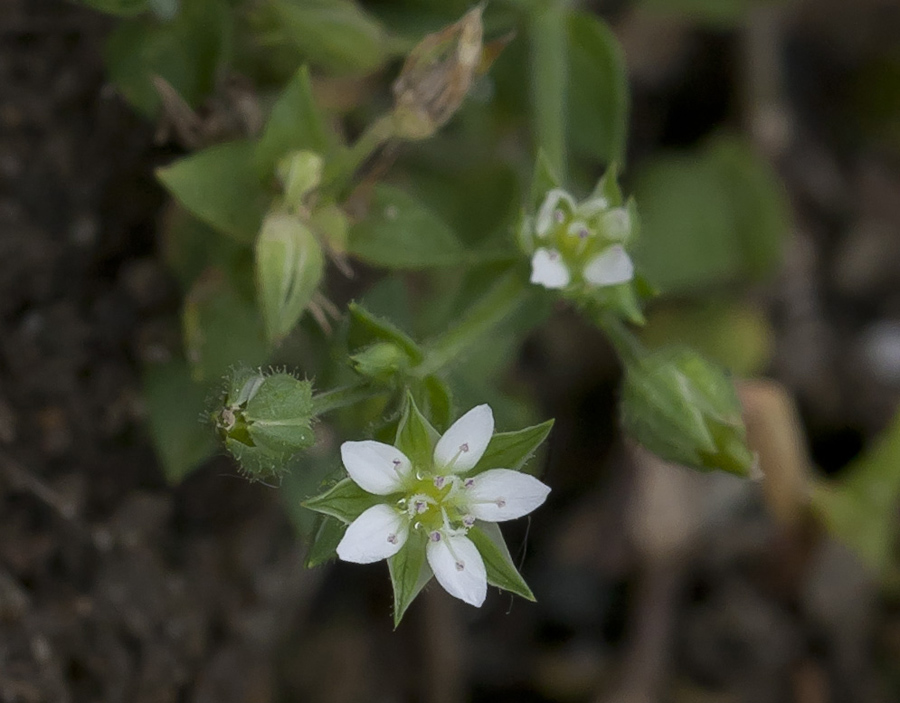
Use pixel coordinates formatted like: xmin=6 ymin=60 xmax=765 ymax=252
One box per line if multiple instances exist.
xmin=391 ymin=6 xmax=484 ymax=140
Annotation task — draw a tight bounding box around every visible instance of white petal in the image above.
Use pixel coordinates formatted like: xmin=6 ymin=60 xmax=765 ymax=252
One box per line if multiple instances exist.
xmin=426 ymin=533 xmax=487 ymax=607
xmin=602 ymin=207 xmax=631 ymax=241
xmin=465 ymin=469 xmax=551 ymax=522
xmin=576 ymin=196 xmax=609 ymax=219
xmin=433 ymin=404 xmax=494 ymax=474
xmin=530 ymin=248 xmax=571 ymax=289
xmin=341 ymin=440 xmax=411 ymax=495
xmin=535 ymin=188 xmax=576 ymax=237
xmin=336 ymin=504 xmax=409 ymax=564
xmin=583 ymin=245 xmax=634 ymax=286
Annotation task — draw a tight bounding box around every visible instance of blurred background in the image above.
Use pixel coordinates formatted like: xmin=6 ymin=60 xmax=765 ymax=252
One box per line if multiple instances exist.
xmin=2 ymin=0 xmax=900 ymax=701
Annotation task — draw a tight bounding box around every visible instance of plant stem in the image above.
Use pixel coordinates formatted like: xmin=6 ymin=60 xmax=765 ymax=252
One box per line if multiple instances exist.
xmin=311 ymin=382 xmax=383 ymax=416
xmin=529 ymin=1 xmax=568 ymax=178
xmin=415 ymin=272 xmax=529 ymax=378
xmin=322 ymin=114 xmax=396 ymax=196
xmin=594 ymin=310 xmax=645 ymax=367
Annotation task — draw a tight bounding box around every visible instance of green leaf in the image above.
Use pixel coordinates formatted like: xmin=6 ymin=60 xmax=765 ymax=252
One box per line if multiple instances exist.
xmin=812 ymin=409 xmax=900 ymax=575
xmin=348 ymin=303 xmax=424 ymax=363
xmin=632 ymin=135 xmax=789 ymax=294
xmin=182 ymin=268 xmax=268 ymax=382
xmin=248 ymin=0 xmax=390 ymax=76
xmin=81 ymin=0 xmax=149 ymax=16
xmin=160 ymin=206 xmax=251 ymax=290
xmin=472 ymin=420 xmax=554 ymax=475
xmin=468 ymin=523 xmax=535 ymax=601
xmin=395 ymin=393 xmax=440 ymax=468
xmin=157 ymin=141 xmax=269 ymax=242
xmin=349 ymin=185 xmax=466 ymax=269
xmin=256 ymin=66 xmax=335 ymax=179
xmin=142 ymin=359 xmax=216 ymax=483
xmin=566 ymin=12 xmax=629 ymax=165
xmin=303 ymin=477 xmax=384 ymax=524
xmin=104 ymin=0 xmax=229 ymax=116
xmin=305 ymin=514 xmax=348 ymax=567
xmin=255 ymin=214 xmax=325 ymax=343
xmin=389 ymin=530 xmax=431 ymax=627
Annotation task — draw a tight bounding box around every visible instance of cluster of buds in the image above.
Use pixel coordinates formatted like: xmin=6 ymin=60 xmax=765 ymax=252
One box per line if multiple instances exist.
xmin=520 ymin=184 xmax=638 ymax=293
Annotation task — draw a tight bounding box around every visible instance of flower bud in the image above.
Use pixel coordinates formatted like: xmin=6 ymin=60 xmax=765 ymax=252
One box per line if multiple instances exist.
xmin=217 ymin=366 xmax=316 ymax=479
xmin=350 ymin=342 xmax=410 ymax=384
xmin=391 ymin=6 xmax=484 ymax=140
xmin=277 ymin=150 xmax=324 ymax=209
xmin=255 ymin=212 xmax=325 ymax=343
xmin=620 ymin=347 xmax=755 ymax=477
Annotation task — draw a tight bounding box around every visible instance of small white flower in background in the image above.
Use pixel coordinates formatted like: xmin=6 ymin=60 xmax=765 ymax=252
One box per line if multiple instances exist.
xmin=527 ymin=187 xmax=635 ymax=291
xmin=335 ymin=404 xmax=550 ymax=607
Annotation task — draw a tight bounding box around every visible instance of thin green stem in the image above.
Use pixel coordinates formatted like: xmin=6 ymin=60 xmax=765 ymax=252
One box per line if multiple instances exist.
xmin=529 ymin=2 xmax=568 ymax=178
xmin=311 ymin=382 xmax=384 ymax=416
xmin=593 ymin=309 xmax=645 ymax=367
xmin=415 ymin=272 xmax=529 ymax=378
xmin=322 ymin=114 xmax=396 ymax=196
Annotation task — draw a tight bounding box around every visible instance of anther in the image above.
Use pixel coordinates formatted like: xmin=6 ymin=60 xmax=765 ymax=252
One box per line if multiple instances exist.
xmin=554 ymin=209 xmax=565 ymax=223
xmin=387 ymin=533 xmax=398 ymax=544
xmin=496 ymin=498 xmax=506 ymax=508
xmin=429 ymin=531 xmax=442 ymax=542
xmin=433 ymin=476 xmax=446 ymax=489
xmin=455 ymin=561 xmax=465 ymax=571
xmin=464 ymin=478 xmax=475 ymax=489
xmin=463 ymin=516 xmax=475 ymax=528
xmin=414 ymin=500 xmax=428 ymax=514
xmin=460 ymin=443 xmax=469 ymax=453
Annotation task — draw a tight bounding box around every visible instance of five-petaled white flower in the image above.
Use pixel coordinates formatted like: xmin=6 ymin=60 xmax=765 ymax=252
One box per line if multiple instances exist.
xmin=335 ymin=405 xmax=550 ymax=607
xmin=528 ymin=188 xmax=635 ymax=291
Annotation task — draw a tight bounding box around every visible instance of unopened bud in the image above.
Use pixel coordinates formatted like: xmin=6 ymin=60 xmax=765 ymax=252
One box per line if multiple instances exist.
xmin=277 ymin=150 xmax=324 ymax=209
xmin=620 ymin=348 xmax=755 ymax=477
xmin=350 ymin=342 xmax=410 ymax=383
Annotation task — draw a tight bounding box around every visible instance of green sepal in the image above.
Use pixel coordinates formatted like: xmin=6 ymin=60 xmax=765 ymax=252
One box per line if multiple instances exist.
xmin=303 ymin=477 xmax=384 ymax=524
xmin=471 ymin=419 xmax=554 ymax=475
xmin=529 ymin=149 xmax=563 ymax=211
xmin=468 ymin=523 xmax=535 ymax=601
xmin=395 ymin=392 xmax=440 ymax=469
xmin=305 ymin=514 xmax=348 ymax=568
xmin=590 ymin=162 xmax=625 ymax=208
xmin=348 ymin=303 xmax=424 ymax=363
xmin=243 ymin=373 xmax=316 ymax=455
xmin=389 ymin=530 xmax=432 ymax=627
xmin=256 ymin=65 xmax=335 ymax=180
xmin=418 ymin=375 xmax=452 ymax=433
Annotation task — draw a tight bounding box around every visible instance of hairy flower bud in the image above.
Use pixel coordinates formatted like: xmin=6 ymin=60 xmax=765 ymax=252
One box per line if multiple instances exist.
xmin=217 ymin=366 xmax=316 ymax=479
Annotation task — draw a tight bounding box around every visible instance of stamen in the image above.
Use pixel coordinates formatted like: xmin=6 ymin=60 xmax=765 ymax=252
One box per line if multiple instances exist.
xmin=387 ymin=533 xmax=398 ymax=544
xmin=429 ymin=531 xmax=442 ymax=542
xmin=554 ymin=209 xmax=564 ymax=223
xmin=578 ymin=226 xmax=589 ymax=239
xmin=433 ymin=476 xmax=446 ymax=489
xmin=462 ymin=516 xmax=475 ymax=528
xmin=455 ymin=561 xmax=465 ymax=571
xmin=496 ymin=498 xmax=506 ymax=508
xmin=414 ymin=500 xmax=428 ymax=514
xmin=464 ymin=478 xmax=475 ymax=489
xmin=460 ymin=443 xmax=469 ymax=453
xmin=548 ymin=251 xmax=559 ymax=260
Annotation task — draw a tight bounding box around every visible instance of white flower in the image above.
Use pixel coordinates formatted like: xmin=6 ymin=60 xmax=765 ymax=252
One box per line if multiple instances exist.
xmin=528 ymin=188 xmax=635 ymax=292
xmin=335 ymin=405 xmax=551 ymax=607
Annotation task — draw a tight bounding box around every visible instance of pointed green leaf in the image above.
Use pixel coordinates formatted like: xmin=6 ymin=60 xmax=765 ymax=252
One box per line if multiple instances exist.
xmin=389 ymin=530 xmax=431 ymax=627
xmin=349 ymin=185 xmax=465 ymax=269
xmin=255 ymin=213 xmax=325 ymax=343
xmin=305 ymin=514 xmax=348 ymax=567
xmin=157 ymin=141 xmax=269 ymax=242
xmin=182 ymin=268 xmax=268 ymax=382
xmin=143 ymin=359 xmax=216 ymax=484
xmin=256 ymin=66 xmax=335 ymax=179
xmin=303 ymin=477 xmax=384 ymax=524
xmin=566 ymin=12 xmax=629 ymax=165
xmin=471 ymin=419 xmax=554 ymax=475
xmin=468 ymin=523 xmax=535 ymax=601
